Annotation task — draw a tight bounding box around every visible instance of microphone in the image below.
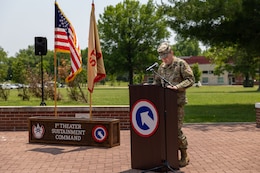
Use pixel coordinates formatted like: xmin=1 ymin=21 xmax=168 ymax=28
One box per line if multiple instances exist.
xmin=146 ymin=62 xmax=158 ymax=71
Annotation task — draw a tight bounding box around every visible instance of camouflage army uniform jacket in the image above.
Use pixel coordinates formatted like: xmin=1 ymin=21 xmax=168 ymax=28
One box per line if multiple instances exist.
xmin=154 ymin=57 xmax=195 ymax=105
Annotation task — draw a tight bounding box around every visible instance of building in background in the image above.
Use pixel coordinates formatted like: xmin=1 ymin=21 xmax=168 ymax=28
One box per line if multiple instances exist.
xmin=182 ymin=56 xmax=230 ymax=85
xmin=144 ymin=56 xmax=244 ymax=85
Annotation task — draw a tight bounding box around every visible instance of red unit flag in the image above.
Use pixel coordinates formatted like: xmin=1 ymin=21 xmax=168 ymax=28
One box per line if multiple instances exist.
xmin=87 ymin=3 xmax=106 ymax=93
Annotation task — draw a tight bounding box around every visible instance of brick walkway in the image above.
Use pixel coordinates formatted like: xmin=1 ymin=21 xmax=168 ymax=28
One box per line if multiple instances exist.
xmin=0 ymin=123 xmax=259 ymax=173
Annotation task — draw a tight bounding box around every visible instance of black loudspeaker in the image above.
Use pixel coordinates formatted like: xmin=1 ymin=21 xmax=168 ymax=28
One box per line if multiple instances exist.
xmin=35 ymin=37 xmax=47 ymax=55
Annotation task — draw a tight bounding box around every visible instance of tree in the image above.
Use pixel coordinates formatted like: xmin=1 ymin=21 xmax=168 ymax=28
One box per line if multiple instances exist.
xmin=98 ymin=0 xmax=170 ymax=84
xmin=172 ymin=36 xmax=202 ymax=56
xmin=0 ymin=47 xmax=8 ymax=82
xmin=14 ymin=45 xmax=44 ymax=84
xmin=11 ymin=58 xmax=26 ymax=84
xmin=204 ymin=45 xmax=258 ymax=87
xmin=162 ymin=0 xmax=260 ymax=90
xmin=0 ymin=47 xmax=10 ymax=100
xmin=191 ymin=63 xmax=201 ymax=85
xmin=15 ymin=45 xmax=39 ymax=69
xmin=162 ymin=0 xmax=260 ymax=56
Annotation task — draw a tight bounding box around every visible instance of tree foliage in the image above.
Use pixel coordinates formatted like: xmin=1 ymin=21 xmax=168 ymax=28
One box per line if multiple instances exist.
xmin=162 ymin=0 xmax=260 ymax=90
xmin=205 ymin=45 xmax=258 ymax=80
xmin=0 ymin=45 xmax=87 ymax=102
xmin=191 ymin=63 xmax=201 ymax=83
xmin=163 ymin=0 xmax=260 ymax=56
xmin=172 ymin=36 xmax=202 ymax=56
xmin=0 ymin=47 xmax=8 ymax=82
xmin=98 ymin=0 xmax=170 ymax=84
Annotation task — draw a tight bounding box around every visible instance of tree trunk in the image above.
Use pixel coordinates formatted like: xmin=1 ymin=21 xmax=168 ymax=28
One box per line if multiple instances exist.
xmin=257 ymin=61 xmax=260 ymax=92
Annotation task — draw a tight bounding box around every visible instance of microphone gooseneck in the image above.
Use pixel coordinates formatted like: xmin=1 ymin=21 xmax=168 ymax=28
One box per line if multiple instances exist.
xmin=146 ymin=62 xmax=159 ymax=71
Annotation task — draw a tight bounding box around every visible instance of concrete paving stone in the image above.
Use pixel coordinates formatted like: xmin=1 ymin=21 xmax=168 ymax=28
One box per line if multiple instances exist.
xmin=0 ymin=123 xmax=259 ymax=173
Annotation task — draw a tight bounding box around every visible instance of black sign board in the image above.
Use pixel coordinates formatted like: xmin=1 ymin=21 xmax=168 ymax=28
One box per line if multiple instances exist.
xmin=28 ymin=116 xmax=120 ymax=147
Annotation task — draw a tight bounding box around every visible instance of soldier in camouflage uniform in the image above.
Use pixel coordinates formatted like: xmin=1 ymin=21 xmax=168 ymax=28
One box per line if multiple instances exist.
xmin=154 ymin=42 xmax=195 ymax=167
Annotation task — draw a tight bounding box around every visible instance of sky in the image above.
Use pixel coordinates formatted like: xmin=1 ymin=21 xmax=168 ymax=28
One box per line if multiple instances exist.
xmin=1 ymin=0 xmax=176 ymax=57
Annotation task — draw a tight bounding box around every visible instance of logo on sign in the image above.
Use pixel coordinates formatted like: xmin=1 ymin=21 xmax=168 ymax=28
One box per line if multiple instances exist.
xmin=32 ymin=123 xmax=45 ymax=139
xmin=130 ymin=99 xmax=159 ymax=137
xmin=92 ymin=125 xmax=108 ymax=142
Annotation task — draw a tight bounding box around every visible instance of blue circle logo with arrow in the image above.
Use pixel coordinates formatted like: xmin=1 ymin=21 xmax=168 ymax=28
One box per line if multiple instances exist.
xmin=92 ymin=125 xmax=108 ymax=142
xmin=130 ymin=99 xmax=159 ymax=137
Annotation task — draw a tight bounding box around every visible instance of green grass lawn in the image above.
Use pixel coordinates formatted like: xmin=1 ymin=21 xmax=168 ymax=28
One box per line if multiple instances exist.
xmin=185 ymin=85 xmax=259 ymax=123
xmin=0 ymin=85 xmax=259 ymax=123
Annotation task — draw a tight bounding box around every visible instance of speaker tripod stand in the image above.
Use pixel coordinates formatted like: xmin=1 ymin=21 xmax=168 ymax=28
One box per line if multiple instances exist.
xmin=34 ymin=37 xmax=47 ymax=106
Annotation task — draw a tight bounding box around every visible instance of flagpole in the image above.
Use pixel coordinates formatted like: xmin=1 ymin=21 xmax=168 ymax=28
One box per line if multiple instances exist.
xmin=87 ymin=1 xmax=106 ymax=119
xmin=54 ymin=51 xmax=58 ymax=117
xmin=89 ymin=92 xmax=92 ymax=118
xmin=54 ymin=0 xmax=57 ymax=117
xmin=89 ymin=1 xmax=93 ymax=120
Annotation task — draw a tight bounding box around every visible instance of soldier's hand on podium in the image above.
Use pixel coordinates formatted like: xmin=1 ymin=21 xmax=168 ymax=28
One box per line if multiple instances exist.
xmin=167 ymin=85 xmax=178 ymax=90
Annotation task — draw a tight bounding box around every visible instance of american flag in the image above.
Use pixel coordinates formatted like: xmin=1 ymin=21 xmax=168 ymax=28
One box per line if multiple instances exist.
xmin=55 ymin=2 xmax=82 ymax=82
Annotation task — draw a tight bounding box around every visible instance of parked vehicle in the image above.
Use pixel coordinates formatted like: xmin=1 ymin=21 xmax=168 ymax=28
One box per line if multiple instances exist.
xmin=0 ymin=83 xmax=23 ymax=89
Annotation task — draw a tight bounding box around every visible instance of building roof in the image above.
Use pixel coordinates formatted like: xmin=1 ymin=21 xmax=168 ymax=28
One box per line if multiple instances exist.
xmin=180 ymin=56 xmax=211 ymax=65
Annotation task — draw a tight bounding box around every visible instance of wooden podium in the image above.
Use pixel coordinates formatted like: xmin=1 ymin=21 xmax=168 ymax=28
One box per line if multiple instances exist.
xmin=129 ymin=85 xmax=179 ymax=171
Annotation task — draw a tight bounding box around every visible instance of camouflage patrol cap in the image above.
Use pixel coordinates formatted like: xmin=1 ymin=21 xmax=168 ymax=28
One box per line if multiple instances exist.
xmin=157 ymin=42 xmax=171 ymax=59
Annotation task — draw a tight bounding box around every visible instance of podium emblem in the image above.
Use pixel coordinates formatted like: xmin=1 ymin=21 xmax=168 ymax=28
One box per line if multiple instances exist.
xmin=130 ymin=99 xmax=159 ymax=137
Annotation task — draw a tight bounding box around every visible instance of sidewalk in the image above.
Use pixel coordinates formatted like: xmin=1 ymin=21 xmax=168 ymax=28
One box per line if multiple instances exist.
xmin=0 ymin=123 xmax=259 ymax=173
